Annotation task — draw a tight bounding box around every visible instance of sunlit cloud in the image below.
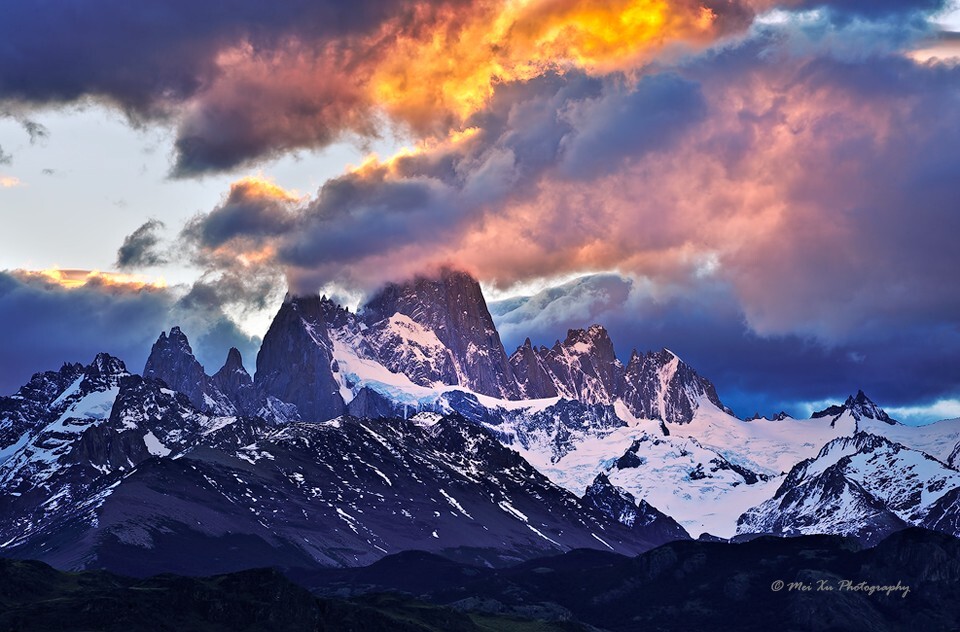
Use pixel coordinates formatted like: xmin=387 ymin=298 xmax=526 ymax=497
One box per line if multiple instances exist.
xmin=908 ymin=31 xmax=960 ymax=62
xmin=0 ymin=176 xmax=23 ymax=188
xmin=13 ymin=268 xmax=168 ymax=291
xmin=368 ymin=0 xmax=722 ymax=128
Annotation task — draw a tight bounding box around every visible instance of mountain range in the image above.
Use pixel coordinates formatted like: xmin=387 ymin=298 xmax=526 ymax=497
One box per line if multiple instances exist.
xmin=2 ymin=267 xmax=960 ymax=578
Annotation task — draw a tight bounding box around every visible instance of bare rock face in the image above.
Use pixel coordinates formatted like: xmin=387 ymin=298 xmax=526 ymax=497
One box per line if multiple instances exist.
xmin=582 ymin=473 xmax=690 ymax=542
xmin=924 ymin=486 xmax=960 ymax=537
xmin=509 ymin=338 xmax=559 ymax=399
xmin=250 ymin=270 xmax=726 ymax=426
xmin=211 ymin=348 xmax=257 ymax=416
xmin=540 ymin=326 xmax=623 ymax=403
xmin=363 ymin=313 xmax=458 ymax=387
xmin=254 ymin=296 xmax=346 ymax=422
xmin=361 ymin=268 xmax=519 ymax=399
xmin=620 ymin=349 xmax=724 ymax=424
xmin=143 ymin=327 xmax=235 ymax=415
xmin=511 ymin=328 xmax=724 ymax=424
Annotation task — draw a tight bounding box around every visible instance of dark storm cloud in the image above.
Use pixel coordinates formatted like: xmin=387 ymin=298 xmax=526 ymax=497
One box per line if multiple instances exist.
xmin=0 ymin=145 xmax=10 ymax=165
xmin=182 ymin=19 xmax=960 ymax=315
xmin=558 ymin=73 xmax=707 ymax=178
xmin=264 ymin=69 xmax=711 ymax=290
xmin=171 ymin=280 xmax=263 ymax=372
xmin=169 ymin=46 xmax=375 ymax=177
xmin=280 ymin=173 xmax=457 ymax=273
xmin=116 ymin=219 xmax=168 ymax=269
xmin=0 ymin=1 xmax=429 ymax=110
xmin=0 ymin=271 xmax=171 ymax=393
xmin=0 ymin=272 xmax=260 ymax=395
xmin=5 ymin=0 xmax=942 ymax=175
xmin=796 ymin=0 xmax=947 ymax=17
xmin=181 ymin=179 xmax=299 ymax=250
xmin=0 ymin=0 xmax=473 ymax=174
xmin=23 ymin=0 xmax=951 ymax=416
xmin=178 ymin=272 xmax=280 ymax=323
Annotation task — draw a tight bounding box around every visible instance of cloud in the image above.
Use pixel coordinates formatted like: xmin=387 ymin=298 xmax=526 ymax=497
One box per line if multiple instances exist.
xmin=558 ymin=73 xmax=707 ymax=177
xmin=0 ymin=0 xmax=422 ymax=110
xmin=116 ymin=219 xmax=168 ymax=269
xmin=0 ymin=0 xmax=777 ymax=175
xmin=0 ymin=0 xmax=950 ymax=178
xmin=7 ymin=2 xmax=956 ymax=415
xmin=0 ymin=270 xmax=260 ymax=394
xmin=170 ymin=41 xmax=376 ymax=176
xmin=180 ymin=18 xmax=960 ymax=323
xmin=0 ymin=0 xmax=461 ymax=173
xmin=794 ymin=0 xmax=949 ymax=18
xmin=0 ymin=176 xmax=20 ymax=188
xmin=19 ymin=118 xmax=49 ymax=143
xmin=0 ymin=146 xmax=10 ymax=165
xmin=182 ymin=177 xmax=301 ymax=250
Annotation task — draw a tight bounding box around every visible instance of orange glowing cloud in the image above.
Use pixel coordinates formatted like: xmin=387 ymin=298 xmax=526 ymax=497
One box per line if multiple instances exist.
xmin=172 ymin=0 xmax=753 ymax=174
xmin=16 ymin=268 xmax=168 ymax=292
xmin=1 ymin=176 xmax=23 ymax=188
xmin=369 ymin=0 xmax=720 ymax=127
xmin=348 ymin=126 xmax=481 ymax=176
xmin=228 ymin=175 xmax=305 ymax=204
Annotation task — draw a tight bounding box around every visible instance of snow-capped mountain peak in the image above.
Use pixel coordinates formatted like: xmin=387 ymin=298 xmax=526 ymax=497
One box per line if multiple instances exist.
xmin=360 ymin=268 xmax=520 ymax=399
xmin=737 ymin=431 xmax=960 ymax=544
xmin=812 ymin=390 xmax=897 ymax=425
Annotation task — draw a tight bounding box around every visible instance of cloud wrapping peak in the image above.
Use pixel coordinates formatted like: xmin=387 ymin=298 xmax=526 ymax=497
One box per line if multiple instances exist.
xmin=179 ymin=10 xmax=960 ymax=345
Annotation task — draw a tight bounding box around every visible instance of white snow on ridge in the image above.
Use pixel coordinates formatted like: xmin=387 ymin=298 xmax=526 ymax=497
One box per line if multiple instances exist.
xmin=142 ymin=431 xmax=171 ymax=457
xmin=0 ymin=432 xmax=30 ymax=466
xmin=48 ymin=387 xmax=120 ymax=435
xmin=291 ymin=326 xmax=960 ymax=539
xmin=330 ymin=332 xmax=435 ymax=405
xmin=498 ymin=500 xmax=529 ymax=522
xmin=860 ymin=416 xmax=960 ymax=463
xmin=49 ymin=376 xmax=84 ymax=409
xmin=440 ymin=488 xmax=472 ymax=518
xmin=677 ymin=406 xmax=856 ymax=476
xmin=654 ymin=354 xmax=680 ymax=422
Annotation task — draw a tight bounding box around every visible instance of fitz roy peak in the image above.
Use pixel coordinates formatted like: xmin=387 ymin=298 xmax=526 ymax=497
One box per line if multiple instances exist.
xmin=3 ymin=268 xmax=960 ymax=577
xmin=363 ymin=268 xmax=520 ymax=399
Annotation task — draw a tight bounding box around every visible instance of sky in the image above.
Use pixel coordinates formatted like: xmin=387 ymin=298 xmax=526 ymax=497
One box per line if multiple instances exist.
xmin=1 ymin=0 xmax=959 ymax=423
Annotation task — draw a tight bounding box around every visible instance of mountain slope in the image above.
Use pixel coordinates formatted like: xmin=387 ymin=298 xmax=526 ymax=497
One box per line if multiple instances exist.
xmin=1 ymin=378 xmax=680 ymax=575
xmin=737 ymin=432 xmax=960 ymax=544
